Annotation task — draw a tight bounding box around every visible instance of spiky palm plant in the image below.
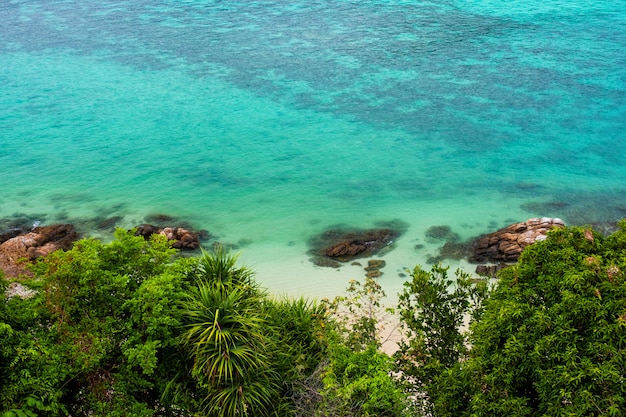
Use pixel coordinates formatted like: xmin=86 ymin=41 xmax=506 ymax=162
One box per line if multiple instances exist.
xmin=181 ymin=246 xmax=279 ymax=417
xmin=194 ymin=245 xmax=254 ymax=291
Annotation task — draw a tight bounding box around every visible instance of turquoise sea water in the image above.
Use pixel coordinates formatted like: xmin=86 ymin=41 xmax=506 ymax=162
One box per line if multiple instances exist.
xmin=1 ymin=0 xmax=625 ymax=297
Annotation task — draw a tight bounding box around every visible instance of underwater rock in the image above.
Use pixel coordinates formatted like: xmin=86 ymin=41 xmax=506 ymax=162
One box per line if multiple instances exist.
xmin=425 ymin=225 xmax=460 ymax=243
xmin=97 ymin=216 xmax=123 ymax=231
xmin=366 ymin=259 xmax=386 ymax=270
xmin=427 ymin=241 xmax=473 ymax=264
xmin=308 ymin=227 xmax=401 ymax=265
xmin=475 ymin=264 xmax=508 ymax=278
xmin=0 ymin=224 xmax=79 ymax=278
xmin=366 ymin=269 xmax=382 ymax=278
xmin=310 ymin=256 xmax=342 ymax=268
xmin=364 ymin=259 xmax=386 ymax=278
xmin=0 ymin=216 xmax=43 ymax=243
xmin=144 ymin=213 xmax=176 ymax=225
xmin=470 ymin=217 xmax=565 ymax=263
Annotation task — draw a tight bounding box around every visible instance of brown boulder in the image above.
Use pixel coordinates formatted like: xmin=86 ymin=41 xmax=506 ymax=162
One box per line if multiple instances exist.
xmin=471 ymin=217 xmax=564 ymax=263
xmin=0 ymin=224 xmax=79 ymax=278
xmin=322 ymin=229 xmax=397 ymax=261
xmin=325 ymin=240 xmax=368 ymax=258
xmin=162 ymin=227 xmax=201 ymax=250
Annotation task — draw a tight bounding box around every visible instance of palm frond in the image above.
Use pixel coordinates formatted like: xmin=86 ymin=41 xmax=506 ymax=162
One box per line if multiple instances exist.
xmin=180 ymin=247 xmax=279 ymax=416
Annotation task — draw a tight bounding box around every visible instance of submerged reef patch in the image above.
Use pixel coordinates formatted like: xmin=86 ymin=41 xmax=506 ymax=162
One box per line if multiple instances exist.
xmin=425 ymin=225 xmax=460 ymax=243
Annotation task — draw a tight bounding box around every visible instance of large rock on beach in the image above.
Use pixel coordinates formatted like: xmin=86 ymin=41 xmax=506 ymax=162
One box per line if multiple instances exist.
xmin=471 ymin=217 xmax=565 ymax=263
xmin=133 ymin=224 xmax=202 ymax=250
xmin=309 ymin=227 xmax=401 ymax=266
xmin=0 ymin=224 xmax=79 ymax=278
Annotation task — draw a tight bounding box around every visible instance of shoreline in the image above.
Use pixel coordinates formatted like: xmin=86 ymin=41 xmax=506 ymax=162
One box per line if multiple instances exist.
xmin=3 ymin=215 xmax=622 ymax=357
xmin=0 ymin=217 xmax=465 ymax=292
xmin=4 ymin=212 xmax=610 ymax=302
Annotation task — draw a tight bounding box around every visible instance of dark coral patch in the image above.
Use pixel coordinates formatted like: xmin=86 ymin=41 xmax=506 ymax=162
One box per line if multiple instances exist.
xmin=425 ymin=225 xmax=460 ymax=243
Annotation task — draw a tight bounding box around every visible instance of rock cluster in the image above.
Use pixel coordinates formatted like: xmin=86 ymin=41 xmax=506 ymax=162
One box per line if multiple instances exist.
xmin=471 ymin=217 xmax=565 ymax=263
xmin=364 ymin=259 xmax=386 ymax=278
xmin=0 ymin=224 xmax=79 ymax=278
xmin=0 ymin=215 xmax=208 ymax=278
xmin=133 ymin=224 xmax=202 ymax=250
xmin=427 ymin=241 xmax=473 ymax=264
xmin=309 ymin=228 xmax=400 ymax=266
xmin=324 ymin=229 xmax=397 ymax=260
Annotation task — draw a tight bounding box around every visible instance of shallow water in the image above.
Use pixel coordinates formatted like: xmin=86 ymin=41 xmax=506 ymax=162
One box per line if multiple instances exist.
xmin=1 ymin=0 xmax=625 ymax=298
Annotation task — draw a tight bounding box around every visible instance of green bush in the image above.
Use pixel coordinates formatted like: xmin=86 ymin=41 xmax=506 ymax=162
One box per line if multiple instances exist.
xmin=400 ymin=221 xmax=626 ymax=416
xmin=1 ymin=229 xmax=191 ymax=416
xmin=1 ymin=235 xmax=333 ymax=416
xmin=262 ymin=297 xmax=326 ymax=393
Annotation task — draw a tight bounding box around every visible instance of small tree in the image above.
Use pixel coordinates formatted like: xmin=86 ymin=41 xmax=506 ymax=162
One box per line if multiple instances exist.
xmin=395 ymin=263 xmax=488 ymax=415
xmin=314 ymin=276 xmax=411 ymax=417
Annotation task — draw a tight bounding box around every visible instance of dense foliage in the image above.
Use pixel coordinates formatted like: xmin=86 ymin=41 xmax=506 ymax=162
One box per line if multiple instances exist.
xmin=2 ymin=221 xmax=625 ymax=416
xmin=397 ymin=222 xmax=626 ymax=416
xmin=1 ymin=230 xmax=193 ymax=416
xmin=0 ymin=231 xmax=327 ymax=416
